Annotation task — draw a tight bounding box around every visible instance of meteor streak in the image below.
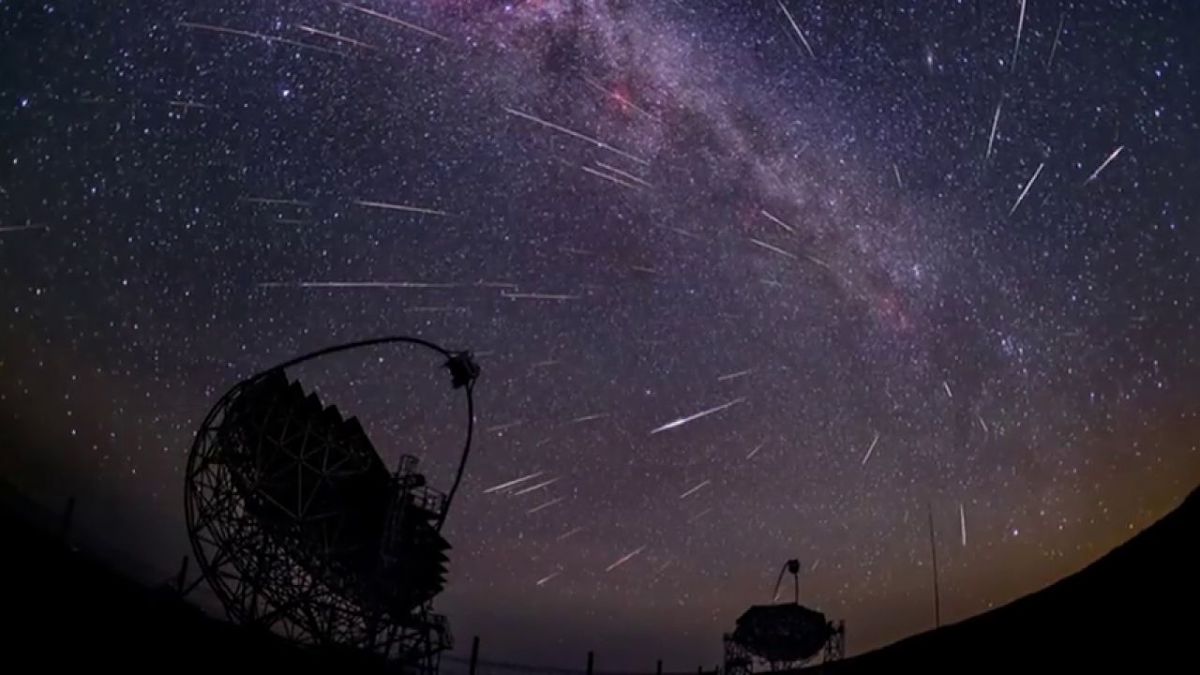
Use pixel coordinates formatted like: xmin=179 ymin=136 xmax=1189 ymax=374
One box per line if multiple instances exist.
xmin=178 ymin=21 xmax=342 ymax=56
xmin=501 ymin=291 xmax=582 ymax=301
xmin=0 ymin=224 xmax=47 ymax=234
xmin=760 ymin=210 xmax=795 ymax=234
xmin=512 ymin=477 xmax=560 ymax=496
xmin=354 ymin=199 xmax=448 ymax=216
xmin=527 ymin=497 xmax=564 ymax=515
xmin=1012 ymin=0 xmax=1027 ymax=72
xmin=678 ymin=480 xmax=711 ymax=499
xmin=483 ymin=471 xmax=545 ymax=494
xmin=296 ymin=24 xmax=377 ymax=51
xmin=718 ymin=369 xmax=753 ymax=382
xmin=861 ymin=432 xmax=880 ymax=466
xmin=650 ymin=397 xmax=746 ymax=434
xmin=257 ymin=281 xmax=459 ymax=289
xmin=748 ymin=237 xmax=797 ymax=260
xmin=1008 ymin=162 xmax=1045 ymax=216
xmin=776 ymin=0 xmax=816 ymax=58
xmin=595 ymin=161 xmax=654 ymax=188
xmin=580 ymin=164 xmax=640 ymax=190
xmin=241 ymin=196 xmax=311 ymax=207
xmin=985 ymin=101 xmax=1002 ymax=161
xmin=1084 ymin=146 xmax=1125 ymax=185
xmin=336 ymin=2 xmax=450 ymax=42
xmin=605 ymin=545 xmax=646 ymax=572
xmin=503 ymin=106 xmax=650 ymax=166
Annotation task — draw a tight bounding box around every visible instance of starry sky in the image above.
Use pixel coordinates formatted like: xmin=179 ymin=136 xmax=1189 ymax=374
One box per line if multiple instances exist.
xmin=1 ymin=0 xmax=1199 ymax=670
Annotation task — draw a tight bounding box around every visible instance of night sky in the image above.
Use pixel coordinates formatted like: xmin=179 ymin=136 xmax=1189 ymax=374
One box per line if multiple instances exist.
xmin=1 ymin=0 xmax=1199 ymax=670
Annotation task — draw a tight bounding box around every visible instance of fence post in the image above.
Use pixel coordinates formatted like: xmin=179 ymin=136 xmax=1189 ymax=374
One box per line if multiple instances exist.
xmin=587 ymin=651 xmax=594 ymax=675
xmin=656 ymin=660 xmax=663 ymax=675
xmin=469 ymin=636 xmax=480 ymax=675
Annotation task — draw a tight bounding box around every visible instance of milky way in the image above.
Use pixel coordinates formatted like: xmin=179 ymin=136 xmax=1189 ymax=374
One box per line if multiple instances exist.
xmin=1 ymin=0 xmax=1198 ymax=670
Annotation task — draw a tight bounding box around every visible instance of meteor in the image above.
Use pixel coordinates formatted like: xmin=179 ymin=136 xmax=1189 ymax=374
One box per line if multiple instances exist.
xmin=650 ymin=397 xmax=746 ymax=434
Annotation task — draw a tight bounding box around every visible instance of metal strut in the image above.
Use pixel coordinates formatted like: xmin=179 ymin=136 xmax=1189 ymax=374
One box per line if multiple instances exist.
xmin=772 ymin=559 xmax=801 ymax=604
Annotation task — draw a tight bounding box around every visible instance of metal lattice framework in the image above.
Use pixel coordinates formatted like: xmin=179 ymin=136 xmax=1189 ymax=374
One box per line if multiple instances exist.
xmin=184 ymin=337 xmax=478 ymax=672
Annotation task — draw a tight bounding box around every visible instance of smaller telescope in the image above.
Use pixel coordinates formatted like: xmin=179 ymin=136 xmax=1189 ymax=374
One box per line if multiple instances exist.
xmin=723 ymin=559 xmax=845 ymax=673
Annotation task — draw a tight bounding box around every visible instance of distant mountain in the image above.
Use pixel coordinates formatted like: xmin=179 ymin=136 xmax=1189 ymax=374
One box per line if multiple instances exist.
xmin=806 ymin=485 xmax=1199 ymax=673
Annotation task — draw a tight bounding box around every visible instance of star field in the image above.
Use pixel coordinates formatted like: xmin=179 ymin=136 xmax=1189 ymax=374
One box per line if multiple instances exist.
xmin=1 ymin=0 xmax=1198 ymax=670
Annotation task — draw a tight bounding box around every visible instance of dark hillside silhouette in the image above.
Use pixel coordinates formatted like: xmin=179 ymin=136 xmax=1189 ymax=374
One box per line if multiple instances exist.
xmin=805 ymin=485 xmax=1199 ymax=672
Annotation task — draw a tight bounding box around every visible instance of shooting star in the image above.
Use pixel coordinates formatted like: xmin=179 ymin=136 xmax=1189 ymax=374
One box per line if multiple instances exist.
xmin=503 ymin=106 xmax=649 ymax=166
xmin=336 ymin=2 xmax=450 ymax=42
xmin=512 ymin=477 xmax=561 ymax=496
xmin=977 ymin=413 xmax=990 ymax=435
xmin=579 ymin=164 xmax=640 ymax=191
xmin=0 ymin=224 xmax=47 ymax=234
xmin=861 ymin=432 xmax=881 ymax=466
xmin=749 ymin=237 xmax=797 ymax=260
xmin=811 ymin=559 xmax=821 ymax=572
xmin=746 ymin=442 xmax=766 ymax=460
xmin=482 ymin=470 xmax=545 ymax=494
xmin=1046 ymin=13 xmax=1065 ymax=70
xmin=1008 ymin=162 xmax=1045 ymax=216
xmin=501 ymin=291 xmax=582 ymax=301
xmin=776 ymin=0 xmax=816 ymax=58
xmin=476 ymin=281 xmax=519 ymax=289
xmin=985 ymin=101 xmax=1002 ymax=161
xmin=354 ymin=199 xmax=448 ymax=217
xmin=297 ymin=24 xmax=377 ymax=51
xmin=960 ymin=503 xmax=968 ymax=547
xmin=530 ymin=359 xmax=561 ymax=369
xmin=257 ymin=281 xmax=460 ymax=289
xmin=1084 ymin=146 xmax=1125 ymax=185
xmin=660 ymin=225 xmax=704 ymax=242
xmin=678 ymin=480 xmax=711 ymax=499
xmin=557 ymin=526 xmax=585 ymax=542
xmin=893 ymin=164 xmax=903 ymax=190
xmin=169 ymin=100 xmax=217 ymax=111
xmin=760 ymin=209 xmax=795 ymax=234
xmin=688 ymin=508 xmax=713 ymax=523
xmin=1011 ymin=0 xmax=1026 ymax=72
xmin=241 ymin=196 xmax=311 ymax=207
xmin=273 ymin=218 xmax=312 ymax=225
xmin=527 ymin=497 xmax=565 ymax=515
xmin=605 ymin=545 xmax=646 ymax=573
xmin=650 ymin=397 xmax=746 ymax=435
xmin=485 ymin=420 xmax=526 ymax=434
xmin=595 ymin=161 xmax=654 ymax=188
xmin=583 ymin=77 xmax=657 ymax=120
xmin=718 ymin=369 xmax=753 ymax=382
xmin=178 ymin=21 xmax=343 ymax=56
xmin=536 ymin=571 xmax=561 ymax=586
xmin=942 ymin=381 xmax=953 ymax=399
xmin=569 ymin=412 xmax=609 ymax=424
xmin=406 ymin=306 xmax=466 ymax=313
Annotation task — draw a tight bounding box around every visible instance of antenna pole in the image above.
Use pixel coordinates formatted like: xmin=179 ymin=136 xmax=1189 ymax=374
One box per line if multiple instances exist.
xmin=927 ymin=502 xmax=941 ymax=628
